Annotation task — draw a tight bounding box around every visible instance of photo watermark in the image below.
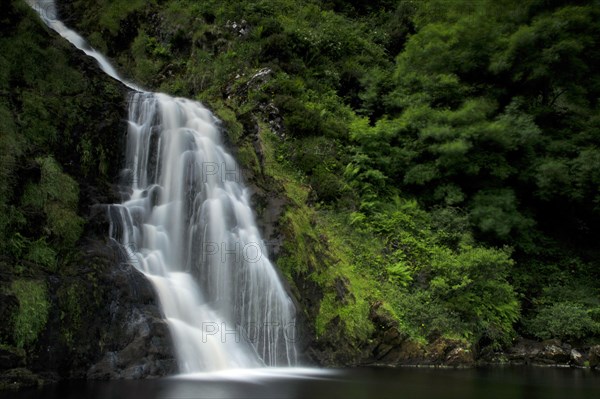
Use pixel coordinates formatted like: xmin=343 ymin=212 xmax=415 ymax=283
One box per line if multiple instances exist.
xmin=116 ymin=239 xmax=281 ymax=268
xmin=200 ymin=321 xmax=298 ymax=344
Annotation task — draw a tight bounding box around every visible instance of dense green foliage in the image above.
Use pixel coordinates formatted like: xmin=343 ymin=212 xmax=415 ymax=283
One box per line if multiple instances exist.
xmin=0 ymin=1 xmax=585 ymax=374
xmin=1 ymin=0 xmax=125 ymax=370
xmin=60 ymin=0 xmax=600 ymax=350
xmin=1 ymin=0 xmax=121 ymax=274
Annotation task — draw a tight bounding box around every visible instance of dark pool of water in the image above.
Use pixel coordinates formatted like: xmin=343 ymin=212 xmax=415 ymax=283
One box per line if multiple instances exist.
xmin=3 ymin=367 xmax=599 ymax=399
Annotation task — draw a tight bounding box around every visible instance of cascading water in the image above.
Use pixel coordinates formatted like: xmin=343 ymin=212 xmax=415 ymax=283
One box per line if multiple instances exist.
xmin=29 ymin=0 xmax=297 ymax=372
xmin=109 ymin=93 xmax=297 ymax=371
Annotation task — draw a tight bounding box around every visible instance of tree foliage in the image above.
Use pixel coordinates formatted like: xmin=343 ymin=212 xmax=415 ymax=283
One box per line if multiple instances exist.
xmin=56 ymin=0 xmax=600 ymax=348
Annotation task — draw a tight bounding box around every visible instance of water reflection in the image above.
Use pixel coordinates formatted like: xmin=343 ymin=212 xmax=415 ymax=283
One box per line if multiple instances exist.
xmin=4 ymin=367 xmax=600 ymax=399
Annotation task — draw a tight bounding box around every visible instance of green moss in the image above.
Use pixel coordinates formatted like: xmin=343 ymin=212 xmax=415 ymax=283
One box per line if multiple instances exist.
xmin=29 ymin=157 xmax=84 ymax=248
xmin=261 ymin=128 xmax=310 ymax=207
xmin=20 ymin=183 xmax=44 ymax=211
xmin=312 ymin=212 xmax=380 ymax=341
xmin=87 ymin=31 xmax=108 ymax=53
xmin=236 ymin=144 xmax=261 ymax=175
xmin=97 ymin=0 xmax=148 ymax=36
xmin=98 ymin=146 xmax=109 ymax=177
xmin=212 ymin=103 xmax=243 ymax=143
xmin=130 ymin=30 xmax=165 ymax=85
xmin=315 ymin=290 xmax=373 ymax=341
xmin=38 ymin=156 xmax=79 ymax=206
xmin=11 ymin=279 xmax=50 ymax=349
xmin=278 ymin=207 xmax=317 ymax=277
xmin=0 ymin=103 xmax=21 ymax=203
xmin=24 ymin=238 xmax=57 ymax=271
xmin=58 ymin=284 xmax=84 ymax=346
xmin=20 ymin=159 xmax=84 ymax=253
xmin=77 ymin=137 xmax=93 ymax=176
xmin=258 ymin=124 xmax=389 ymax=341
xmin=45 ymin=203 xmax=84 ymax=248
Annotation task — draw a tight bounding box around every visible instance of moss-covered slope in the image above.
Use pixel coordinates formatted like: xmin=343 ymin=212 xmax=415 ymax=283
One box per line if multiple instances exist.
xmin=1 ymin=0 xmax=176 ymax=389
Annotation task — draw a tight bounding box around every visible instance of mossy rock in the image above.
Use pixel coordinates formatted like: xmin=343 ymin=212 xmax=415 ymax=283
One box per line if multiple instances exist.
xmin=0 ymin=368 xmax=44 ymax=391
xmin=10 ymin=279 xmax=50 ymax=349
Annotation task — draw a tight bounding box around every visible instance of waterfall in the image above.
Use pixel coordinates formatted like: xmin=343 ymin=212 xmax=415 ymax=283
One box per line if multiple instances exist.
xmin=28 ymin=0 xmax=297 ymax=372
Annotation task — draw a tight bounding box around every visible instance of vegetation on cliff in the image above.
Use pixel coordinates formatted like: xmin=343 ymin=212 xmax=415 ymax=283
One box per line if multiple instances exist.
xmin=55 ymin=0 xmax=600 ymax=359
xmin=2 ymin=0 xmax=599 ymax=375
xmin=1 ymin=0 xmax=176 ymax=388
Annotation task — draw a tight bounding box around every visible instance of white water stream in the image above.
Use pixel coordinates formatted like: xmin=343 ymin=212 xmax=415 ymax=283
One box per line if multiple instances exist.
xmin=28 ymin=0 xmax=297 ymax=372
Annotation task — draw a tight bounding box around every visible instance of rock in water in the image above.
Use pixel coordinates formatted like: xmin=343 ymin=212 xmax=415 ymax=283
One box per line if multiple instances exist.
xmin=589 ymin=345 xmax=600 ymax=369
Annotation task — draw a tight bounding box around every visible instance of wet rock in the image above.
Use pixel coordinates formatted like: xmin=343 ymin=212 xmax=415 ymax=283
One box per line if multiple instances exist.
xmin=369 ymin=301 xmax=397 ymax=331
xmin=538 ymin=344 xmax=570 ymax=364
xmin=506 ymin=338 xmax=541 ymax=365
xmin=396 ymin=340 xmax=426 ymax=363
xmin=446 ymin=347 xmax=475 ymax=367
xmin=225 ymin=67 xmax=274 ymax=104
xmin=246 ymin=68 xmax=273 ymax=90
xmin=259 ymin=102 xmax=285 ymax=138
xmin=225 ymin=19 xmax=249 ymax=36
xmin=425 ymin=337 xmax=448 ymax=364
xmin=500 ymin=338 xmax=586 ymax=366
xmin=379 ymin=337 xmax=474 ymax=367
xmin=589 ymin=345 xmax=600 ymax=369
xmin=86 ymin=262 xmax=178 ymax=379
xmin=0 ymin=0 xmax=176 ymax=386
xmin=570 ymin=349 xmax=584 ymax=367
xmin=371 ymin=326 xmax=406 ymax=361
xmin=88 ymin=316 xmax=177 ymax=379
xmin=0 ymin=368 xmax=43 ymax=391
xmin=476 ymin=346 xmax=509 ymax=365
xmin=308 ymin=316 xmax=363 ymax=367
xmin=333 ymin=277 xmax=353 ymax=305
xmin=373 ymin=339 xmax=425 ymax=365
xmin=365 ymin=302 xmax=426 ymax=365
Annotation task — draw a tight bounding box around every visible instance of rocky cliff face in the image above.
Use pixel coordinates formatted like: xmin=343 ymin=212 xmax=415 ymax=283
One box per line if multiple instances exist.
xmin=0 ymin=1 xmax=176 ymax=390
xmin=2 ymin=2 xmax=597 ymax=391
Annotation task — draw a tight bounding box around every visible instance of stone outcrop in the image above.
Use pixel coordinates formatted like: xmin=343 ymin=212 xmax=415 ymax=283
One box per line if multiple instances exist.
xmin=86 ymin=259 xmax=177 ymax=379
xmin=589 ymin=345 xmax=600 ymax=369
xmin=480 ymin=338 xmax=592 ymax=368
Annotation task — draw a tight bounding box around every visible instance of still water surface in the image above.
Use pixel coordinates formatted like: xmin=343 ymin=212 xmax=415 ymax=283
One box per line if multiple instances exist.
xmin=4 ymin=367 xmax=599 ymax=399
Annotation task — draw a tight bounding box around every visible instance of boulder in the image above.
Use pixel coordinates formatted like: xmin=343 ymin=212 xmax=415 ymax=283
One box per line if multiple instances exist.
xmin=570 ymin=349 xmax=584 ymax=367
xmin=425 ymin=337 xmax=474 ymax=367
xmin=0 ymin=368 xmax=43 ymax=391
xmin=446 ymin=346 xmax=475 ymax=367
xmin=538 ymin=344 xmax=570 ymax=364
xmin=506 ymin=338 xmax=540 ymax=364
xmin=86 ymin=261 xmax=178 ymax=379
xmin=589 ymin=345 xmax=600 ymax=369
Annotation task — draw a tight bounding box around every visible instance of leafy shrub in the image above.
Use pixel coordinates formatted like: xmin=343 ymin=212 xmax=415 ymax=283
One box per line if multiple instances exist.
xmin=427 ymin=245 xmax=520 ymax=346
xmin=526 ymin=302 xmax=599 ymax=341
xmin=387 ymin=261 xmax=412 ymax=288
xmin=469 ymin=189 xmax=534 ymax=239
xmin=274 ymin=95 xmax=322 ymax=137
xmin=394 ymin=290 xmax=467 ymax=340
